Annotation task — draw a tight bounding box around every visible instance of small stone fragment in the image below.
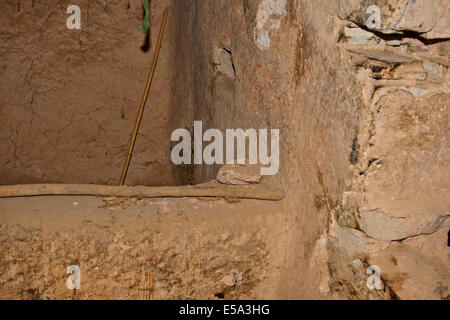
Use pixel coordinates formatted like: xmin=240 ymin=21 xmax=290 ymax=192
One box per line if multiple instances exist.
xmin=216 ymin=164 xmax=262 ymax=185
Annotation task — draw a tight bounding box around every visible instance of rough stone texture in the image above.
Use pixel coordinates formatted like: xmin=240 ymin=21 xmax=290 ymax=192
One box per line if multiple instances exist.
xmin=338 ymin=0 xmax=450 ymax=39
xmin=217 ymin=164 xmax=262 ymax=185
xmin=368 ymin=225 xmax=450 ymax=300
xmin=327 ymin=223 xmax=394 ymax=299
xmin=357 ymin=89 xmax=449 ymax=241
xmin=331 ymin=0 xmax=449 ymax=299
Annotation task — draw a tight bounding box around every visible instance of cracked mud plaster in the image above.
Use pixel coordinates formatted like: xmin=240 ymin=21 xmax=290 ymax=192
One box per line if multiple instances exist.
xmin=0 ymin=0 xmax=176 ymax=186
xmin=254 ymin=0 xmax=287 ymax=50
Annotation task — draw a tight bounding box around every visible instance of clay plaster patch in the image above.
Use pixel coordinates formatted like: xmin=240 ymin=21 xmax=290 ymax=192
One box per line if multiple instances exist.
xmin=254 ymin=0 xmax=287 ymax=51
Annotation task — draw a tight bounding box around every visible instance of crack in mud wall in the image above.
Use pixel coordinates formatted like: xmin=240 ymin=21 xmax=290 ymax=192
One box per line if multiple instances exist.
xmin=0 ymin=0 xmax=177 ymax=186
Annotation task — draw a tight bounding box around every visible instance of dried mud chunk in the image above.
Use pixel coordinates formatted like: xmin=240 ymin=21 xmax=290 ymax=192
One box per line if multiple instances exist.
xmin=216 ymin=164 xmax=262 ymax=185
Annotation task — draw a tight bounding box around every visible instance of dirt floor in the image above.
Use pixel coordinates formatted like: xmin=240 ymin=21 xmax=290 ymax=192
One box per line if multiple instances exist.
xmin=0 ymin=194 xmax=284 ymax=299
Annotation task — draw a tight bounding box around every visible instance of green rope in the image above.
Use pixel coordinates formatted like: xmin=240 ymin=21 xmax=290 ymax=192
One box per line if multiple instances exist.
xmin=140 ymin=0 xmax=150 ymax=34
